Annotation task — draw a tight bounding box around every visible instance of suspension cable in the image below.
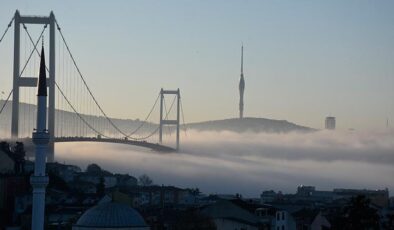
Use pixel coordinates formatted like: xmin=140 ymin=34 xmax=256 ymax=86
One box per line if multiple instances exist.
xmin=0 ymin=90 xmax=13 ymax=116
xmin=124 ymin=93 xmax=160 ymax=138
xmin=24 ymin=25 xmax=145 ymax=141
xmin=1 ymin=25 xmax=46 ymax=117
xmin=25 ymin=20 xmax=175 ymax=142
xmin=180 ymin=98 xmax=187 ymax=136
xmin=55 ymin=82 xmax=109 ymax=138
xmin=23 ymin=26 xmax=107 ymax=138
xmin=163 ymin=96 xmax=172 ymax=136
xmin=21 ymin=24 xmax=47 ymax=78
xmin=132 ymin=94 xmax=177 ymax=141
xmin=55 ymin=20 xmax=167 ymax=140
xmin=55 ymin=21 xmax=132 ymax=138
xmin=0 ymin=16 xmax=14 ymax=45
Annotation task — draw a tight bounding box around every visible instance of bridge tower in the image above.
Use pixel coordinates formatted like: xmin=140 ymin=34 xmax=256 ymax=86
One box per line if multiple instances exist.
xmin=159 ymin=88 xmax=181 ymax=151
xmin=11 ymin=10 xmax=56 ymax=162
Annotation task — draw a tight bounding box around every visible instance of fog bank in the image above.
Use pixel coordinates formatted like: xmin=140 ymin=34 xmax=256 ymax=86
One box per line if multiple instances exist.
xmin=55 ymin=129 xmax=394 ymax=197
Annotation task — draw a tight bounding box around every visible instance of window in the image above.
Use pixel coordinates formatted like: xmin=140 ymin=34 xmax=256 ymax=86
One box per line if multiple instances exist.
xmin=282 ymin=226 xmax=285 ymax=230
xmin=277 ymin=227 xmax=280 ymax=230
xmin=277 ymin=212 xmax=280 ymax=220
xmin=282 ymin=212 xmax=285 ymax=220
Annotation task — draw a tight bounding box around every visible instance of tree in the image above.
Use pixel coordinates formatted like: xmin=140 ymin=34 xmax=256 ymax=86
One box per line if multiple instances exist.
xmin=138 ymin=174 xmax=153 ymax=186
xmin=173 ymin=209 xmax=216 ymax=230
xmin=86 ymin=163 xmax=101 ymax=174
xmin=332 ymin=195 xmax=380 ymax=230
xmin=48 ymin=171 xmax=69 ymax=191
xmin=96 ymin=177 xmax=105 ymax=197
xmin=12 ymin=142 xmax=25 ymax=174
xmin=190 ymin=188 xmax=200 ymax=196
xmin=0 ymin=141 xmax=11 ymax=153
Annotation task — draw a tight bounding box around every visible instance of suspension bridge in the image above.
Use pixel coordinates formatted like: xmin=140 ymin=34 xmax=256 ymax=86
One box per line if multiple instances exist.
xmin=0 ymin=11 xmax=187 ymax=161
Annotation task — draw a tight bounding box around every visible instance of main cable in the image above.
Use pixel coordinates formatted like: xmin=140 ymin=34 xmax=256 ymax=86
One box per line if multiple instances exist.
xmin=0 ymin=16 xmax=14 ymax=44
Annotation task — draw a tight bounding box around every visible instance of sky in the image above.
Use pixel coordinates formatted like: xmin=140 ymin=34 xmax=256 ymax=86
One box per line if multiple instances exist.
xmin=0 ymin=0 xmax=394 ymax=130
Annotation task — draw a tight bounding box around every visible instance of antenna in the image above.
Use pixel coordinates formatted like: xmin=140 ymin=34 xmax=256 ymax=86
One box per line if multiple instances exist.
xmin=241 ymin=44 xmax=244 ymax=74
xmin=239 ymin=44 xmax=245 ymax=119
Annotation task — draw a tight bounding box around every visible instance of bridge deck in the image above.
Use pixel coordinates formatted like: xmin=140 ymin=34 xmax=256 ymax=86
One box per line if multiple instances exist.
xmin=1 ymin=137 xmax=176 ymax=152
xmin=54 ymin=137 xmax=176 ymax=152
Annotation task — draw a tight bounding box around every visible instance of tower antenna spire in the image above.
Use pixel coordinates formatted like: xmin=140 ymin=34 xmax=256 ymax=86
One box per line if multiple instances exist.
xmin=238 ymin=44 xmax=245 ymax=119
xmin=241 ymin=43 xmax=244 ymax=74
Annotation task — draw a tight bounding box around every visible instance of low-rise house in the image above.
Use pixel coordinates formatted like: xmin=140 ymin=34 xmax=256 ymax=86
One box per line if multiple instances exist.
xmin=46 ymin=207 xmax=85 ymax=228
xmin=14 ymin=193 xmax=31 ymax=216
xmin=47 ymin=162 xmax=81 ymax=183
xmin=77 ymin=170 xmax=117 ymax=189
xmin=115 ymin=174 xmax=138 ymax=187
xmin=333 ymin=188 xmax=390 ymax=208
xmin=82 ymin=197 xmax=98 ymax=206
xmin=292 ymin=209 xmax=331 ymax=230
xmin=273 ymin=209 xmax=296 ymax=230
xmin=261 ymin=190 xmax=278 ymax=204
xmin=104 ymin=176 xmax=117 ymax=188
xmin=135 ymin=185 xmax=194 ymax=207
xmin=77 ymin=174 xmax=100 ymax=185
xmin=71 ymin=181 xmax=97 ymax=194
xmin=201 ymin=199 xmax=261 ymax=230
xmin=178 ymin=191 xmax=199 ymax=206
xmin=46 ymin=189 xmax=69 ymax=205
xmin=390 ymin=197 xmax=394 ymax=208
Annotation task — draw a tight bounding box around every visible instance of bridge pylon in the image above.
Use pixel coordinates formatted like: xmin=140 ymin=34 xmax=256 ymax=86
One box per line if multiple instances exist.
xmin=159 ymin=88 xmax=180 ymax=151
xmin=11 ymin=10 xmax=56 ymax=162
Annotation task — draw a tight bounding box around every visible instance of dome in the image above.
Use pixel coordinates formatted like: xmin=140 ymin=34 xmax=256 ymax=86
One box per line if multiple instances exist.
xmin=73 ymin=202 xmax=149 ymax=230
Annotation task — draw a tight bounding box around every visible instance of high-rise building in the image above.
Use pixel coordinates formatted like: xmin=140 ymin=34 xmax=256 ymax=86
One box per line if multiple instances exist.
xmin=325 ymin=116 xmax=336 ymax=130
xmin=239 ymin=45 xmax=245 ymax=119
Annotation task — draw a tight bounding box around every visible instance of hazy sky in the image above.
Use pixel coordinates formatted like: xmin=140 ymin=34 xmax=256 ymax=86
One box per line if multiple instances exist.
xmin=1 ymin=0 xmax=393 ymax=130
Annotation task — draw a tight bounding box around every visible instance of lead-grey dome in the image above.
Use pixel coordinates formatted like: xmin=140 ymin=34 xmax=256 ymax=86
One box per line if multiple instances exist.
xmin=73 ymin=202 xmax=148 ymax=229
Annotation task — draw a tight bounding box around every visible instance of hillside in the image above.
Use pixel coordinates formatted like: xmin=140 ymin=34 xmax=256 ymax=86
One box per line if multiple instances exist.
xmin=186 ymin=117 xmax=314 ymax=133
xmin=0 ymin=100 xmax=158 ymax=137
xmin=1 ymin=101 xmax=313 ymax=135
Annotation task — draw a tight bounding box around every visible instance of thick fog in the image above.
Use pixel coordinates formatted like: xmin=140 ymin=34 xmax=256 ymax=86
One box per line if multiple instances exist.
xmin=55 ymin=129 xmax=394 ymax=197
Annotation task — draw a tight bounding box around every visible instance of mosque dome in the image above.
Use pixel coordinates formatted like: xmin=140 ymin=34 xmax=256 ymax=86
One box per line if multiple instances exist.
xmin=73 ymin=202 xmax=149 ymax=230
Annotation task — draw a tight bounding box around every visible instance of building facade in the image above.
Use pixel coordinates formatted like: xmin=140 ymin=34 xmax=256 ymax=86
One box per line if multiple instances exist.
xmin=325 ymin=117 xmax=336 ymax=130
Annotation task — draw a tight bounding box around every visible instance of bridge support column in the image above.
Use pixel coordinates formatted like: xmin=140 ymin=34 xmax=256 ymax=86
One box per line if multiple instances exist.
xmin=159 ymin=88 xmax=181 ymax=151
xmin=176 ymin=89 xmax=180 ymax=151
xmin=10 ymin=10 xmax=56 ymax=162
xmin=47 ymin=12 xmax=56 ymax=162
xmin=11 ymin=11 xmax=20 ymax=139
xmin=159 ymin=88 xmax=163 ymax=143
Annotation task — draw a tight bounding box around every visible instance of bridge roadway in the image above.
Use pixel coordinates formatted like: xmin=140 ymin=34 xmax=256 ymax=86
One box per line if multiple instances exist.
xmin=3 ymin=137 xmax=176 ymax=152
xmin=54 ymin=137 xmax=176 ymax=152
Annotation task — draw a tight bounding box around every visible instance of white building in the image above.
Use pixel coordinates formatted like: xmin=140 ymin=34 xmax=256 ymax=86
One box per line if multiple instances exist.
xmin=273 ymin=210 xmax=296 ymax=230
